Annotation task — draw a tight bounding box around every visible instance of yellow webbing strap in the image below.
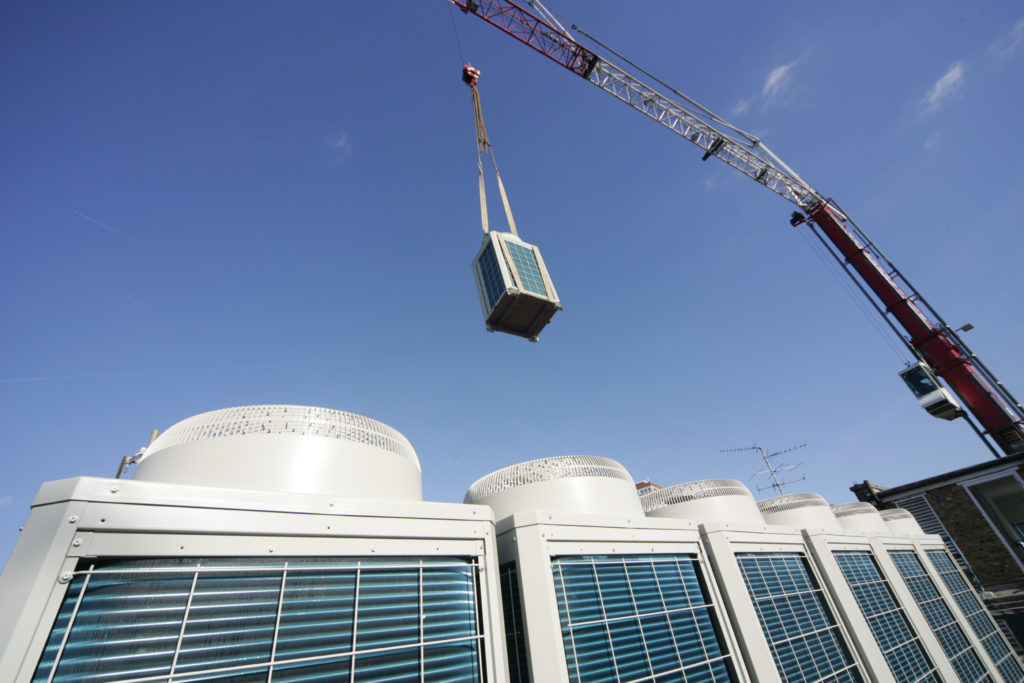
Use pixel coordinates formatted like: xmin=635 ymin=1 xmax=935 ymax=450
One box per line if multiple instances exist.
xmin=472 ymin=87 xmax=490 ymax=234
xmin=471 ymin=85 xmax=518 ymax=237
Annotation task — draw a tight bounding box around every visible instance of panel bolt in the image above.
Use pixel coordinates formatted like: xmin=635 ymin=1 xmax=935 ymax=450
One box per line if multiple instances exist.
xmin=59 ymin=572 xmax=73 ymax=583
xmin=68 ymin=515 xmax=79 ymax=524
xmin=268 ymin=545 xmax=275 ymax=553
xmin=110 ymin=485 xmax=119 ymax=493
xmin=72 ymin=539 xmax=83 ymax=547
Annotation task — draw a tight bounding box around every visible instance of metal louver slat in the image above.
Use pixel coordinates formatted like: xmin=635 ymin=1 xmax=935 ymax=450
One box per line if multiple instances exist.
xmin=833 ymin=550 xmax=938 ymax=683
xmin=893 ymin=495 xmax=978 ymax=585
xmin=889 ymin=550 xmax=993 ymax=683
xmin=926 ymin=550 xmax=1024 ymax=683
xmin=33 ymin=557 xmax=483 ymax=683
xmin=736 ymin=552 xmax=863 ymax=683
xmin=550 ymin=554 xmax=733 ymax=682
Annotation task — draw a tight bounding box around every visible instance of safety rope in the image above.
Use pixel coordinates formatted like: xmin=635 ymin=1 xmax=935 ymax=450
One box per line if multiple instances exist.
xmin=464 ymin=65 xmax=518 ymax=236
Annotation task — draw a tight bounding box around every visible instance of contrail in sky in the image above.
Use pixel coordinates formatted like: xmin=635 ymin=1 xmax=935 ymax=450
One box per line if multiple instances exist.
xmin=74 ymin=210 xmax=152 ymax=250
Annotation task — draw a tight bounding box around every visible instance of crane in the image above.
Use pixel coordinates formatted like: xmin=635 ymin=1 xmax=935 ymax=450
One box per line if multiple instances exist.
xmin=451 ymin=0 xmax=1024 ymax=457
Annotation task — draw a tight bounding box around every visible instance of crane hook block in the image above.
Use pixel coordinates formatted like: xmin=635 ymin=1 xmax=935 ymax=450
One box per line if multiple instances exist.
xmin=471 ymin=231 xmax=561 ymax=342
xmin=462 ymin=64 xmax=481 ymax=87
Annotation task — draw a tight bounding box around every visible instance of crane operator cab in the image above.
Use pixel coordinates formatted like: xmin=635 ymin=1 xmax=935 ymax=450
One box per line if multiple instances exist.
xmin=899 ymin=362 xmax=963 ymax=420
xmin=472 ymin=231 xmax=561 ymax=342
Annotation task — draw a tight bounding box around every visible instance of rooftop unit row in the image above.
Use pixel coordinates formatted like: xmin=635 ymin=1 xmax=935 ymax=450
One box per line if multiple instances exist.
xmin=1 ymin=405 xmax=1021 ymax=683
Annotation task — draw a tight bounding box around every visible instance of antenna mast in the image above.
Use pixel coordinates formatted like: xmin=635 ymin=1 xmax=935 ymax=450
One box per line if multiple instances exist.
xmin=722 ymin=443 xmax=807 ymax=495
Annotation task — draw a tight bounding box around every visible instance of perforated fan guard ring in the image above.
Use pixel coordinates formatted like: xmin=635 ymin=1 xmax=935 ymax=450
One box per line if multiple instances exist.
xmin=879 ymin=509 xmax=915 ymax=521
xmin=640 ymin=479 xmax=752 ymax=513
xmin=465 ymin=455 xmax=632 ymax=503
xmin=832 ymin=502 xmax=880 ymax=518
xmin=142 ymin=405 xmax=417 ymax=465
xmin=757 ymin=492 xmax=829 ymax=515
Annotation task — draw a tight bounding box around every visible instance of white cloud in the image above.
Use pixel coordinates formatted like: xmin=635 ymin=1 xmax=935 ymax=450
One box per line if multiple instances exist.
xmin=990 ymin=17 xmax=1024 ymax=58
xmin=923 ymin=133 xmax=940 ymax=150
xmin=328 ymin=131 xmax=352 ymax=162
xmin=762 ymin=60 xmax=799 ymax=100
xmin=731 ymin=59 xmax=800 ymax=115
xmin=0 ymin=496 xmax=12 ymax=506
xmin=923 ymin=62 xmax=965 ymax=112
xmin=731 ymin=98 xmax=752 ymax=116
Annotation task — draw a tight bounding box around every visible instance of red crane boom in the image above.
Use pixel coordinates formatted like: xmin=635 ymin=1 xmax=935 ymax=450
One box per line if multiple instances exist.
xmin=452 ymin=0 xmax=1024 ymax=456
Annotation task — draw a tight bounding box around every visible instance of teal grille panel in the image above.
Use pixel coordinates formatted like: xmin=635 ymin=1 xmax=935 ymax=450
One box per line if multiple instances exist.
xmin=834 ymin=550 xmax=937 ymax=683
xmin=737 ymin=552 xmax=862 ymax=683
xmin=33 ymin=557 xmax=482 ymax=682
xmin=889 ymin=550 xmax=992 ymax=683
xmin=927 ymin=550 xmax=1024 ymax=683
xmin=500 ymin=563 xmax=529 ymax=683
xmin=551 ymin=554 xmax=733 ymax=683
xmin=476 ymin=242 xmax=508 ymax=311
xmin=503 ymin=241 xmax=548 ymax=297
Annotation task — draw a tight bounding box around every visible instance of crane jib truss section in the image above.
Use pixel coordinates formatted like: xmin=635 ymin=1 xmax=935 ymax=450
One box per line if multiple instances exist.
xmin=807 ymin=203 xmax=1024 ymax=455
xmin=452 ymin=0 xmax=819 ymax=209
xmin=452 ymin=0 xmax=1024 ymax=456
xmin=456 ymin=0 xmax=598 ymax=78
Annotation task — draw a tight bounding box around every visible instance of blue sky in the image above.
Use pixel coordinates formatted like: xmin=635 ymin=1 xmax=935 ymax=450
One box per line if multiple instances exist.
xmin=2 ymin=1 xmax=1023 ymax=563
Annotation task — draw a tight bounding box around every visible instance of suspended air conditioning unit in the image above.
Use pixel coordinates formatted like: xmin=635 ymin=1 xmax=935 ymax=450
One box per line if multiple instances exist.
xmin=471 ymin=231 xmax=560 ymax=341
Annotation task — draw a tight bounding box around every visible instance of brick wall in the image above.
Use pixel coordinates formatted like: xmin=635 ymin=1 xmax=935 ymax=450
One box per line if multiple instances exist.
xmin=928 ymin=483 xmax=1024 ymax=586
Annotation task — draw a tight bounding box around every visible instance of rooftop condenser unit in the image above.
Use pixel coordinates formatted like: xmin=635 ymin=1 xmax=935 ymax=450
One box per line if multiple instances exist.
xmin=472 ymin=231 xmax=560 ymax=341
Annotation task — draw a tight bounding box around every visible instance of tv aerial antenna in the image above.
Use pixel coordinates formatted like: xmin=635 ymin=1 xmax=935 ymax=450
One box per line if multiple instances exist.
xmin=721 ymin=443 xmax=806 ymax=495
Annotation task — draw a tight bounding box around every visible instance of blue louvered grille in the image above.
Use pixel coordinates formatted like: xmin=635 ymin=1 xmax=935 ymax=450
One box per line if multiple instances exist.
xmin=927 ymin=550 xmax=1024 ymax=683
xmin=476 ymin=241 xmax=508 ymax=311
xmin=33 ymin=556 xmax=482 ymax=682
xmin=551 ymin=554 xmax=734 ymax=682
xmin=889 ymin=550 xmax=993 ymax=683
xmin=500 ymin=563 xmax=529 ymax=683
xmin=834 ymin=550 xmax=938 ymax=683
xmin=737 ymin=552 xmax=862 ymax=683
xmin=503 ymin=241 xmax=548 ymax=297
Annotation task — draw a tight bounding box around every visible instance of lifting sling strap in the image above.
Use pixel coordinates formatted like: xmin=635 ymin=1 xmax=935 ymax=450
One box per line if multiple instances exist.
xmin=465 ymin=65 xmax=518 ymax=236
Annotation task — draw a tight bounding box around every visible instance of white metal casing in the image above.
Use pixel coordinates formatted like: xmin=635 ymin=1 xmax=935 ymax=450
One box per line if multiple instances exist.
xmin=133 ymin=405 xmax=423 ymax=501
xmin=832 ymin=501 xmax=890 ymax=533
xmin=471 ymin=231 xmax=560 ymax=341
xmin=880 ymin=508 xmax=926 ymax=535
xmin=873 ymin=532 xmax=1023 ymax=679
xmin=757 ymin=492 xmax=843 ymax=531
xmin=494 ymin=510 xmax=753 ymax=682
xmin=801 ymin=528 xmax=960 ymax=682
xmin=698 ymin=521 xmax=877 ymax=682
xmin=641 ymin=479 xmax=765 ymax=525
xmin=0 ymin=476 xmax=508 ymax=683
xmin=464 ymin=455 xmax=643 ymax=521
